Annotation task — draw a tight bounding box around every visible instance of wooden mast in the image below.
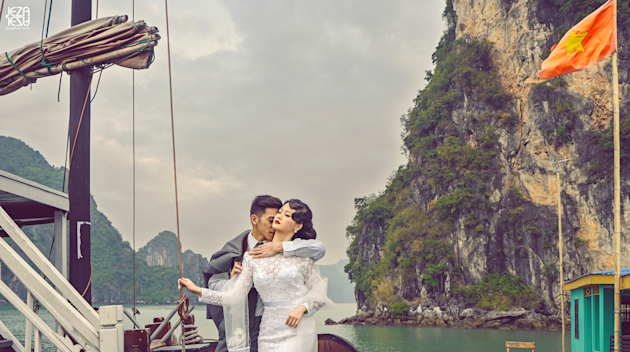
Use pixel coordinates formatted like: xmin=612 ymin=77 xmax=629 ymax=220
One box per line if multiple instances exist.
xmin=68 ymin=0 xmax=92 ymax=304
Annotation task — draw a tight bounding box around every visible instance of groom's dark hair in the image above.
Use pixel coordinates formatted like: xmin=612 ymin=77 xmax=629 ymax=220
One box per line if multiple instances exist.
xmin=250 ymin=195 xmax=282 ymax=217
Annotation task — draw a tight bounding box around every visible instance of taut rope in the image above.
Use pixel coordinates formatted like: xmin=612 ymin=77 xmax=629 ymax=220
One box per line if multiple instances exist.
xmin=131 ymin=0 xmax=139 ymax=318
xmin=163 ymin=0 xmax=190 ymax=340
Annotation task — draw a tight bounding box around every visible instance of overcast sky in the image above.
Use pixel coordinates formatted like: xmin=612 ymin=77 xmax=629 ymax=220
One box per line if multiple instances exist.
xmin=1 ymin=0 xmax=445 ymax=265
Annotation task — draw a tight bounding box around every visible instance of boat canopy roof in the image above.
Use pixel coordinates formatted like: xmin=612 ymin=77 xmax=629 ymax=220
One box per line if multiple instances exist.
xmin=0 ymin=169 xmax=68 ymax=231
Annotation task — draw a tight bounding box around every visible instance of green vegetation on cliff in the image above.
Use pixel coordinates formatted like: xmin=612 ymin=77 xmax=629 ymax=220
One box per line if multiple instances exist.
xmin=90 ymin=202 xmax=184 ymax=304
xmin=0 ymin=136 xmax=192 ymax=304
xmin=454 ymin=272 xmax=541 ymax=311
xmin=0 ymin=137 xmax=66 ymax=190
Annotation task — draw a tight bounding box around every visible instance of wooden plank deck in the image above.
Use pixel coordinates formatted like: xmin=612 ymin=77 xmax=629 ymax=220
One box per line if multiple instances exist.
xmin=506 ymin=341 xmax=535 ymax=352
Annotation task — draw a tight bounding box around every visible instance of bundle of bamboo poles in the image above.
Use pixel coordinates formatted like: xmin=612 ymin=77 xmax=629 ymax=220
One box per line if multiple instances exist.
xmin=0 ymin=15 xmax=160 ymax=96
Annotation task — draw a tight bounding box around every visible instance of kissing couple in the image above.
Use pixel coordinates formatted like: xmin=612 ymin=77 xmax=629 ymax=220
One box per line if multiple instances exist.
xmin=178 ymin=195 xmax=334 ymax=352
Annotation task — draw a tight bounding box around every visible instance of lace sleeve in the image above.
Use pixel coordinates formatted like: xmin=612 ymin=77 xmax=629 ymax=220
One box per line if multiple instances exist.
xmin=199 ymin=254 xmax=254 ymax=306
xmin=300 ymin=259 xmax=334 ymax=316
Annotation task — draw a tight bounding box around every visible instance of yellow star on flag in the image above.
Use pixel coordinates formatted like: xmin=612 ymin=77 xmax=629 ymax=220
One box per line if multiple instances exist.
xmin=560 ymin=31 xmax=588 ymax=56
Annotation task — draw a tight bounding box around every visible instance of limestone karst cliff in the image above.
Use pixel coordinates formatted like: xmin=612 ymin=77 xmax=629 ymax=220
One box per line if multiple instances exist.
xmin=345 ymin=0 xmax=630 ymax=313
xmin=138 ymin=231 xmax=209 ymax=292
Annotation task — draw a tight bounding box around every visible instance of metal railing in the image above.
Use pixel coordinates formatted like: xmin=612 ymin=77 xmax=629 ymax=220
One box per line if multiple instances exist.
xmin=609 ymin=335 xmax=630 ymax=352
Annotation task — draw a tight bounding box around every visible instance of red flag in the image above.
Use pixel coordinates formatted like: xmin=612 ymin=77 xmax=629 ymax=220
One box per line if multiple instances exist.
xmin=538 ymin=0 xmax=616 ymax=80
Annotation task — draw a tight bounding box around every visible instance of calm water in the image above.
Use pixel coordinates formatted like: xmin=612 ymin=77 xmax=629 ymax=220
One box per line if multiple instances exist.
xmin=0 ymin=303 xmax=570 ymax=352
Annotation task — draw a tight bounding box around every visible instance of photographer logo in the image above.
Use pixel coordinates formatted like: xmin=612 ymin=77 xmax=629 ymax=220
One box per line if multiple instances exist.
xmin=5 ymin=7 xmax=30 ymax=30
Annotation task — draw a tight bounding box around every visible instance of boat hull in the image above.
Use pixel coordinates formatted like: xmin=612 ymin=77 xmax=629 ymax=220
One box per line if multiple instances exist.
xmin=153 ymin=333 xmax=359 ymax=352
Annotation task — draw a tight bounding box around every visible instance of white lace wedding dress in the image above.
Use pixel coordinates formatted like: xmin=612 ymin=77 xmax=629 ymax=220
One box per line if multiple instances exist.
xmin=199 ymin=253 xmax=333 ymax=352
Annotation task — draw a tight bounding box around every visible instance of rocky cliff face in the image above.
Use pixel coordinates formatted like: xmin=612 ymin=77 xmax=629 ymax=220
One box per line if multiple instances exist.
xmin=181 ymin=249 xmax=209 ymax=288
xmin=346 ymin=0 xmax=630 ymax=312
xmin=138 ymin=231 xmax=181 ymax=267
xmin=138 ymin=231 xmax=209 ymax=284
xmin=452 ymin=0 xmax=630 ymax=298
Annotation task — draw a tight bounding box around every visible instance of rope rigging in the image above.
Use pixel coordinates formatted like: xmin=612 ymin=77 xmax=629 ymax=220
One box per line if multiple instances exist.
xmin=162 ymin=1 xmax=191 ymax=347
xmin=39 ymin=0 xmax=55 ymax=75
xmin=132 ymin=0 xmax=139 ymax=319
xmin=27 ymin=0 xmax=187 ymax=337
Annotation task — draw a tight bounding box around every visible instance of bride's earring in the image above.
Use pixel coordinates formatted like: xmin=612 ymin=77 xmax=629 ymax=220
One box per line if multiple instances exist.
xmin=294 ymin=229 xmax=298 ymax=233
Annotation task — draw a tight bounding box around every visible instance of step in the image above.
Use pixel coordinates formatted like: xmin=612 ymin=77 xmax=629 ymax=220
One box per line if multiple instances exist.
xmin=0 ymin=340 xmax=12 ymax=349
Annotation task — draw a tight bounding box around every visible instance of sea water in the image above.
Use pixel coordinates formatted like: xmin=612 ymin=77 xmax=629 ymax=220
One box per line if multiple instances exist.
xmin=0 ymin=303 xmax=570 ymax=352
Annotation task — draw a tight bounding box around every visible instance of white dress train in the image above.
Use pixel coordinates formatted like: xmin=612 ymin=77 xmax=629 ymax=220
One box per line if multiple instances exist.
xmin=199 ymin=253 xmax=333 ymax=352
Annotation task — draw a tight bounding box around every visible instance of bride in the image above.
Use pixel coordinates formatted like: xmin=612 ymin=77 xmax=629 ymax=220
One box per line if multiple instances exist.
xmin=178 ymin=199 xmax=334 ymax=352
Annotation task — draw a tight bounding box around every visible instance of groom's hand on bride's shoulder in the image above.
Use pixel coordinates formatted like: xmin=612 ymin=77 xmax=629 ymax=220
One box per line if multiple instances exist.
xmin=249 ymin=242 xmax=283 ymax=259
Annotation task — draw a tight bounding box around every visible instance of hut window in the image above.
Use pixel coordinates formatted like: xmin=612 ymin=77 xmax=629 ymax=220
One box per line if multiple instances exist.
xmin=574 ymin=299 xmax=579 ymax=339
xmin=622 ymin=303 xmax=630 ymax=323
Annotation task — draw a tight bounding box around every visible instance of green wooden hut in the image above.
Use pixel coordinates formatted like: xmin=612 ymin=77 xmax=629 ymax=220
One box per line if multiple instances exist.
xmin=564 ymin=268 xmax=630 ymax=352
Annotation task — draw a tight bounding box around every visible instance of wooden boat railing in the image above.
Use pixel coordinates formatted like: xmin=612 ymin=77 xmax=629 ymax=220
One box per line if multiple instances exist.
xmin=154 ymin=333 xmax=360 ymax=352
xmin=0 ymin=172 xmax=129 ymax=352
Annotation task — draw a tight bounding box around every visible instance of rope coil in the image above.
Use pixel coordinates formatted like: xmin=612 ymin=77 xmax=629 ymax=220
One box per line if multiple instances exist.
xmin=180 ymin=325 xmax=203 ymax=345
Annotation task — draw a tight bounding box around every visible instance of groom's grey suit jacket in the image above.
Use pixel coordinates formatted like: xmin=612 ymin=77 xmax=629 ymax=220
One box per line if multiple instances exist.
xmin=203 ymin=230 xmax=250 ymax=321
xmin=203 ymin=230 xmax=256 ymax=352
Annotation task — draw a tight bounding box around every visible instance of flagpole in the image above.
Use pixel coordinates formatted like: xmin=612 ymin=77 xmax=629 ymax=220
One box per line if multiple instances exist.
xmin=536 ymin=1 xmax=619 ymax=347
xmin=556 ymin=162 xmax=565 ymax=352
xmin=612 ymin=49 xmax=621 ymax=352
xmin=551 ymin=158 xmax=570 ymax=352
xmin=559 ymin=164 xmax=565 ymax=352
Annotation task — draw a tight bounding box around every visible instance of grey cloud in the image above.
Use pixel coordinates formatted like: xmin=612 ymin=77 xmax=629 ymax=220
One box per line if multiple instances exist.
xmin=1 ymin=0 xmax=445 ymax=264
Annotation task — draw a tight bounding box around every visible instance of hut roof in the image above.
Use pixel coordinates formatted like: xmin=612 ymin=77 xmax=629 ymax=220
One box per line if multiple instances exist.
xmin=564 ymin=268 xmax=630 ymax=291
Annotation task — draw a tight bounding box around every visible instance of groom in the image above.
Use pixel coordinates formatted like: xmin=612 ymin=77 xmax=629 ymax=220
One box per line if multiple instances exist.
xmin=202 ymin=195 xmax=326 ymax=352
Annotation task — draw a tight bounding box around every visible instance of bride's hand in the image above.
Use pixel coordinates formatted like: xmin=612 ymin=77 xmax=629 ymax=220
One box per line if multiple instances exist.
xmin=285 ymin=305 xmax=307 ymax=328
xmin=178 ymin=278 xmax=202 ymax=296
xmin=231 ymin=261 xmax=242 ymax=277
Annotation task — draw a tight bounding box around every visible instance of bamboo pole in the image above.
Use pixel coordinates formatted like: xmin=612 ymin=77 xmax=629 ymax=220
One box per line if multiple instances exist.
xmin=23 ymin=41 xmax=158 ymax=79
xmin=552 ymin=158 xmax=570 ymax=352
xmin=612 ymin=49 xmax=621 ymax=352
xmin=558 ymin=168 xmax=565 ymax=352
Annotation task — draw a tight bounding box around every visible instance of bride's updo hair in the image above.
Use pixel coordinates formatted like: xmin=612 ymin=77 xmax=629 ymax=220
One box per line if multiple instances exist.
xmin=284 ymin=199 xmax=317 ymax=240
